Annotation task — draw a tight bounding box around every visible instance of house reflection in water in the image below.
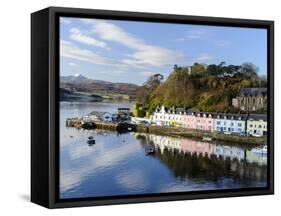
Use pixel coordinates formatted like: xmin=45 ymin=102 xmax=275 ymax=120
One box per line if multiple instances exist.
xmin=138 ymin=134 xmax=267 ymax=185
xmin=148 ymin=134 xmax=214 ymax=158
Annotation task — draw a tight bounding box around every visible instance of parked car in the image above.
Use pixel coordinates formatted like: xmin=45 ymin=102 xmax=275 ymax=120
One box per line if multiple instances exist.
xmin=223 ymin=131 xmax=232 ymax=135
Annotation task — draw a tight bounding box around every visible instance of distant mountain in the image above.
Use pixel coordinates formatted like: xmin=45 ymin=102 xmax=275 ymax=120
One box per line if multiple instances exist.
xmin=60 ymin=74 xmax=140 ymax=100
xmin=61 ymin=74 xmax=88 ymax=83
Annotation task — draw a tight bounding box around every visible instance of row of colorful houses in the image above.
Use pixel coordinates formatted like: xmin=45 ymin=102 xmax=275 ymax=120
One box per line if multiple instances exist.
xmin=150 ymin=106 xmax=267 ymax=136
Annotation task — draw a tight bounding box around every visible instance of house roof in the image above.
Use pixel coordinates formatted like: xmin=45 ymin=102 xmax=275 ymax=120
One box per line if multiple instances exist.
xmin=214 ymin=113 xmax=248 ymax=121
xmin=186 ymin=108 xmax=200 ymax=113
xmin=88 ymin=111 xmax=109 ymax=117
xmin=248 ymin=113 xmax=267 ymax=121
xmin=238 ymin=88 xmax=267 ymax=97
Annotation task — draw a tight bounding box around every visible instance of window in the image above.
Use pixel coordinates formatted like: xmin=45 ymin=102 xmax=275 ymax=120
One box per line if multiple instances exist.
xmin=249 ymin=124 xmax=253 ymax=127
xmin=238 ymin=123 xmax=242 ymax=127
xmin=217 ymin=121 xmax=221 ymax=125
xmin=231 ymin=122 xmax=234 ymax=126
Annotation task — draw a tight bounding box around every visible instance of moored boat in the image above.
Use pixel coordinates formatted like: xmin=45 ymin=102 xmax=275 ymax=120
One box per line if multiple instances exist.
xmin=202 ymin=136 xmax=213 ymax=142
xmin=146 ymin=147 xmax=156 ymax=155
xmin=87 ymin=136 xmax=95 ymax=145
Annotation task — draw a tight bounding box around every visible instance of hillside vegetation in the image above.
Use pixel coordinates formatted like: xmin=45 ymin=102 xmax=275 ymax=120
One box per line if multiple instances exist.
xmin=136 ymin=62 xmax=267 ymax=113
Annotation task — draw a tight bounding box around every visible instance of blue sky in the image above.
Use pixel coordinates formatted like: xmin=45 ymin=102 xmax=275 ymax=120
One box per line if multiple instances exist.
xmin=60 ymin=17 xmax=267 ymax=85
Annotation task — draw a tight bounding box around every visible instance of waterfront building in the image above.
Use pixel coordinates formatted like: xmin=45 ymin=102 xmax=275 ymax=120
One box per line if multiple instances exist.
xmin=150 ymin=106 xmax=185 ymax=126
xmin=169 ymin=107 xmax=185 ymax=127
xmin=232 ymin=88 xmax=267 ymax=111
xmin=195 ymin=112 xmax=214 ymax=132
xmin=183 ymin=111 xmax=214 ymax=132
xmin=150 ymin=106 xmax=170 ymax=126
xmin=213 ymin=113 xmax=247 ymax=134
xmin=246 ymin=114 xmax=267 ymax=136
xmin=182 ymin=110 xmax=196 ymax=130
xmin=84 ymin=111 xmax=113 ymax=122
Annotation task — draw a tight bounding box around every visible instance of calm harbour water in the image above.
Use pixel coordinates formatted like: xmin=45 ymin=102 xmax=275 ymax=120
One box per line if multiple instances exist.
xmin=60 ymin=101 xmax=267 ymax=199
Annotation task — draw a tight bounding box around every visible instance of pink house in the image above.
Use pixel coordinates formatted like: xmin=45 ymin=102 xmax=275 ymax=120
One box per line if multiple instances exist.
xmin=183 ymin=112 xmax=214 ymax=132
xmin=183 ymin=112 xmax=197 ymax=129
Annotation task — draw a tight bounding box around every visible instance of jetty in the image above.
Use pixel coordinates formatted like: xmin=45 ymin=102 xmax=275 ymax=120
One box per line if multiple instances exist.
xmin=66 ymin=118 xmax=137 ymax=133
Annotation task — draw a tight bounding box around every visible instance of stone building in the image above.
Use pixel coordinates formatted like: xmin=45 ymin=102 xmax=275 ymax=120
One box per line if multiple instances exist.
xmin=232 ymin=88 xmax=267 ymax=111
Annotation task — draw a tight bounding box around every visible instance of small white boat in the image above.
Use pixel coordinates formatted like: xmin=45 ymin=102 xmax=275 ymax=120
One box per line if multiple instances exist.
xmin=252 ymin=133 xmax=263 ymax=137
xmin=202 ymin=136 xmax=213 ymax=142
xmin=252 ymin=145 xmax=267 ymax=155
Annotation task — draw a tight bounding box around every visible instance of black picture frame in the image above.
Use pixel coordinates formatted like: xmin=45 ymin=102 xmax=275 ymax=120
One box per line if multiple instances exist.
xmin=31 ymin=6 xmax=274 ymax=209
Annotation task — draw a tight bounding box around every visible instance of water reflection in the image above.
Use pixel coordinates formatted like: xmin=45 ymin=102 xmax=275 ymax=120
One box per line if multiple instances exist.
xmin=137 ymin=134 xmax=267 ymax=184
xmin=60 ymin=102 xmax=267 ymax=199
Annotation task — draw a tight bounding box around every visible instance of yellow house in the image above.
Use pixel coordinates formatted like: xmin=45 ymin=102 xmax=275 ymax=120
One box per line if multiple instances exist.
xmin=246 ymin=114 xmax=267 ymax=136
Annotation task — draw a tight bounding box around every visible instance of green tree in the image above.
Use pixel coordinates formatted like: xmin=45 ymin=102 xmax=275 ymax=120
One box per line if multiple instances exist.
xmin=191 ymin=63 xmax=205 ymax=75
xmin=206 ymin=64 xmax=218 ymax=76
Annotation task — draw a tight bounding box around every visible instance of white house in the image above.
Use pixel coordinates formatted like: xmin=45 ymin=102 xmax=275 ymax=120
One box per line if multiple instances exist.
xmin=213 ymin=113 xmax=247 ymax=134
xmin=150 ymin=106 xmax=186 ymax=126
xmin=84 ymin=111 xmax=113 ymax=122
xmin=246 ymin=114 xmax=267 ymax=136
xmin=150 ymin=106 xmax=171 ymax=126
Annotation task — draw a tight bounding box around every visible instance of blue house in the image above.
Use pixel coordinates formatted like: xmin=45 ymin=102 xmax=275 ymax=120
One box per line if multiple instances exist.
xmin=213 ymin=113 xmax=248 ymax=134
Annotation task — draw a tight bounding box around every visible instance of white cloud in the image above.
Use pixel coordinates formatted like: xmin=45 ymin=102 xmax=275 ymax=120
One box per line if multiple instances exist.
xmin=68 ymin=62 xmax=77 ymax=67
xmin=86 ymin=20 xmax=185 ymax=67
xmin=60 ymin=39 xmax=112 ymax=65
xmin=116 ymin=169 xmax=148 ymax=191
xmin=139 ymin=71 xmax=156 ymax=77
xmin=177 ymin=29 xmax=211 ymax=42
xmin=69 ymin=28 xmax=110 ymax=49
xmin=60 ymin=141 xmax=140 ymax=192
xmin=193 ymin=53 xmax=213 ymax=63
xmin=187 ymin=29 xmax=209 ymax=39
